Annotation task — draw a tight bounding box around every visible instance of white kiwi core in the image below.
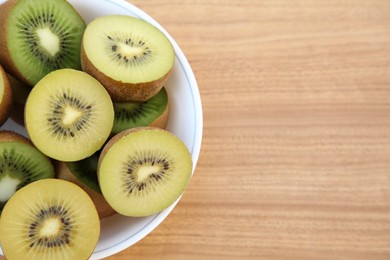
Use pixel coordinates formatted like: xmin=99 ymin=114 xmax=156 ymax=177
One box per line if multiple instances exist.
xmin=137 ymin=165 xmax=160 ymax=182
xmin=0 ymin=175 xmax=21 ymax=202
xmin=36 ymin=27 xmax=60 ymax=57
xmin=62 ymin=106 xmax=83 ymax=125
xmin=40 ymin=218 xmax=61 ymax=237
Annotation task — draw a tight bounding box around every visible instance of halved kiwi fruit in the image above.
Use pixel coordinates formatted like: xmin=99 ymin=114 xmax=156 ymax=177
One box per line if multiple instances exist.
xmin=0 ymin=131 xmax=55 ymax=213
xmin=0 ymin=0 xmax=86 ymax=86
xmin=56 ymin=152 xmax=116 ymax=219
xmin=112 ymin=87 xmax=169 ymax=135
xmin=82 ymin=15 xmax=175 ymax=102
xmin=98 ymin=127 xmax=192 ymax=217
xmin=0 ymin=65 xmax=12 ymax=126
xmin=0 ymin=179 xmax=100 ymax=260
xmin=25 ymin=69 xmax=114 ymax=162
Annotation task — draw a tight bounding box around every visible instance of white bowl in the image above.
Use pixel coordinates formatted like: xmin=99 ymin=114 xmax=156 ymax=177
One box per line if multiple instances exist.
xmin=0 ymin=0 xmax=203 ymax=258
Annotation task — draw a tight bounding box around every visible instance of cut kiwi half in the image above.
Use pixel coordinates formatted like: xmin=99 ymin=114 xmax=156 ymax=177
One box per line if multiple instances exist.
xmin=0 ymin=65 xmax=13 ymax=126
xmin=112 ymin=87 xmax=169 ymax=135
xmin=98 ymin=127 xmax=193 ymax=217
xmin=0 ymin=0 xmax=86 ymax=86
xmin=82 ymin=15 xmax=175 ymax=102
xmin=25 ymin=69 xmax=114 ymax=162
xmin=0 ymin=179 xmax=100 ymax=260
xmin=56 ymin=152 xmax=116 ymax=219
xmin=0 ymin=131 xmax=55 ymax=213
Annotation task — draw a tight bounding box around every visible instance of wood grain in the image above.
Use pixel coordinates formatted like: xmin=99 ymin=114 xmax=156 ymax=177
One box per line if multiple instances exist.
xmin=2 ymin=0 xmax=390 ymax=259
xmin=107 ymin=0 xmax=390 ymax=259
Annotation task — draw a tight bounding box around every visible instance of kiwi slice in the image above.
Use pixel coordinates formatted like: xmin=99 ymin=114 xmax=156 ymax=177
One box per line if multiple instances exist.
xmin=82 ymin=15 xmax=175 ymax=102
xmin=98 ymin=127 xmax=193 ymax=217
xmin=56 ymin=152 xmax=116 ymax=219
xmin=0 ymin=65 xmax=13 ymax=126
xmin=25 ymin=69 xmax=114 ymax=162
xmin=112 ymin=87 xmax=169 ymax=135
xmin=0 ymin=131 xmax=55 ymax=213
xmin=0 ymin=0 xmax=86 ymax=86
xmin=0 ymin=179 xmax=100 ymax=260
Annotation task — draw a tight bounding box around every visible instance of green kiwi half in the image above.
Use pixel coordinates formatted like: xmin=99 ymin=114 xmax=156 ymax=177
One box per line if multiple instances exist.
xmin=25 ymin=69 xmax=114 ymax=162
xmin=0 ymin=179 xmax=100 ymax=260
xmin=82 ymin=15 xmax=175 ymax=102
xmin=56 ymin=152 xmax=116 ymax=219
xmin=0 ymin=0 xmax=86 ymax=86
xmin=0 ymin=131 xmax=55 ymax=213
xmin=112 ymin=87 xmax=169 ymax=135
xmin=98 ymin=127 xmax=193 ymax=217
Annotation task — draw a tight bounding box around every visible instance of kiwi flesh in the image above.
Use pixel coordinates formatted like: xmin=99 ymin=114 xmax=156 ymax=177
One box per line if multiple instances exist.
xmin=81 ymin=15 xmax=175 ymax=102
xmin=0 ymin=131 xmax=55 ymax=213
xmin=0 ymin=179 xmax=100 ymax=260
xmin=0 ymin=0 xmax=86 ymax=86
xmin=25 ymin=69 xmax=114 ymax=162
xmin=0 ymin=65 xmax=13 ymax=126
xmin=56 ymin=152 xmax=116 ymax=219
xmin=112 ymin=87 xmax=169 ymax=135
xmin=98 ymin=127 xmax=193 ymax=217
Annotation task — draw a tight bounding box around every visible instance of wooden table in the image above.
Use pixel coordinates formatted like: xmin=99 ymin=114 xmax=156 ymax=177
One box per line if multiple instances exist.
xmin=106 ymin=0 xmax=390 ymax=259
xmin=2 ymin=0 xmax=390 ymax=259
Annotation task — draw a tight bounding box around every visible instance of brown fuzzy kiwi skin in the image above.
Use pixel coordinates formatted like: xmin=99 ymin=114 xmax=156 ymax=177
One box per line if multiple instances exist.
xmin=9 ymin=102 xmax=25 ymax=127
xmin=0 ymin=65 xmax=13 ymax=126
xmin=0 ymin=0 xmax=31 ymax=86
xmin=0 ymin=130 xmax=30 ymax=145
xmin=7 ymin=74 xmax=29 ymax=126
xmin=55 ymin=161 xmax=116 ymax=219
xmin=81 ymin=46 xmax=173 ymax=103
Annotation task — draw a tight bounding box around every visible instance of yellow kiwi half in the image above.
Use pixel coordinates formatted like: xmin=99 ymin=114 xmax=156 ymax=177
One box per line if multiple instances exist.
xmin=98 ymin=127 xmax=192 ymax=217
xmin=0 ymin=179 xmax=100 ymax=260
xmin=25 ymin=69 xmax=114 ymax=162
xmin=81 ymin=15 xmax=175 ymax=102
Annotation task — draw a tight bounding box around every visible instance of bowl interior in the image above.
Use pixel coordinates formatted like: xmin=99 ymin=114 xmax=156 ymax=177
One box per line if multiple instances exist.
xmin=0 ymin=0 xmax=203 ymax=259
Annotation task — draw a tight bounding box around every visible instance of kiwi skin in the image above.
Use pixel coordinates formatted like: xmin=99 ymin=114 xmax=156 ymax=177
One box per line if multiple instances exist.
xmin=7 ymin=74 xmax=30 ymax=126
xmin=55 ymin=161 xmax=116 ymax=219
xmin=81 ymin=46 xmax=173 ymax=102
xmin=0 ymin=66 xmax=13 ymax=126
xmin=0 ymin=0 xmax=29 ymax=85
xmin=0 ymin=130 xmax=30 ymax=144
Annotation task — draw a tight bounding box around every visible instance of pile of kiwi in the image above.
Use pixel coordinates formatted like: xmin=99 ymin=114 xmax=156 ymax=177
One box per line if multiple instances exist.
xmin=0 ymin=0 xmax=193 ymax=259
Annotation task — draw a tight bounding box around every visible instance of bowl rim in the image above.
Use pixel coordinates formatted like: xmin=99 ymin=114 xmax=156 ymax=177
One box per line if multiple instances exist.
xmin=79 ymin=0 xmax=204 ymax=258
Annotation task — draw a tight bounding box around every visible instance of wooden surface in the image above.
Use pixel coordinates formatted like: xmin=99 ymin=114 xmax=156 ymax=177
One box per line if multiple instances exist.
xmin=108 ymin=0 xmax=390 ymax=259
xmin=2 ymin=0 xmax=390 ymax=259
